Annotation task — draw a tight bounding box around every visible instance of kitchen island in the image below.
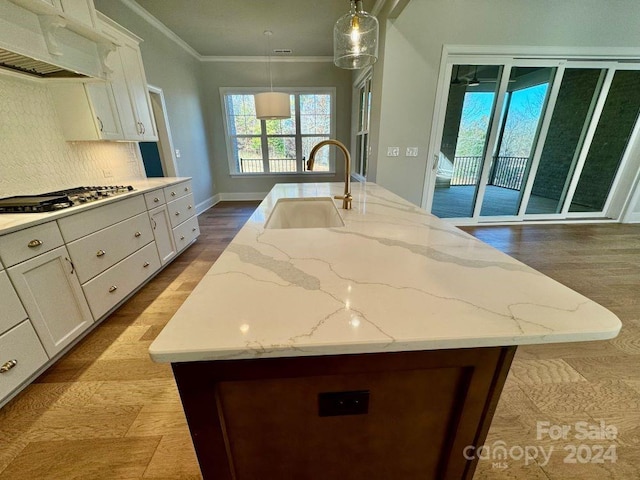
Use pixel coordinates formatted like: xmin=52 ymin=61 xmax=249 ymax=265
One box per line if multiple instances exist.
xmin=150 ymin=182 xmax=621 ymax=480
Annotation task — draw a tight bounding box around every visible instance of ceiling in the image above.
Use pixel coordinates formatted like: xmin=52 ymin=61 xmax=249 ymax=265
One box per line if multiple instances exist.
xmin=133 ymin=0 xmax=377 ymax=57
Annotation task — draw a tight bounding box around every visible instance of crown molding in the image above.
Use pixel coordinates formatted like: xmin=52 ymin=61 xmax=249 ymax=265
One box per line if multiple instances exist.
xmin=117 ymin=0 xmax=202 ymax=60
xmin=200 ymin=56 xmax=333 ymax=63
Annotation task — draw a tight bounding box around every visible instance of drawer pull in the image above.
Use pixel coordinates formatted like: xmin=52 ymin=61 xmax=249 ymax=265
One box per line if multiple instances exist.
xmin=171 ymin=192 xmax=176 ymax=197
xmin=180 ymin=235 xmax=185 ymax=240
xmin=153 ymin=197 xmax=160 ymax=203
xmin=187 ymin=205 xmax=192 ymax=210
xmin=28 ymin=239 xmax=43 ymax=248
xmin=0 ymin=359 xmax=17 ymax=373
xmin=184 ymin=187 xmax=189 ymax=192
xmin=65 ymin=257 xmax=75 ymax=275
xmin=108 ymin=285 xmax=118 ymax=293
xmin=192 ymin=227 xmax=197 ymax=232
xmin=175 ymin=212 xmax=180 ymax=216
xmin=143 ymin=262 xmax=150 ymax=268
xmin=96 ymin=250 xmax=106 ymax=257
xmin=134 ymin=231 xmax=142 ymax=238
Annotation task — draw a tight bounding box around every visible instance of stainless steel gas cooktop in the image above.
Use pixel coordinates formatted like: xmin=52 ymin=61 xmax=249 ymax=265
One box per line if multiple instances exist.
xmin=0 ymin=185 xmax=135 ymax=213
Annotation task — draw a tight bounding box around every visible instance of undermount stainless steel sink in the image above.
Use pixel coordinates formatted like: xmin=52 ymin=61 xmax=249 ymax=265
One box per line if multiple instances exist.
xmin=264 ymin=197 xmax=345 ymax=229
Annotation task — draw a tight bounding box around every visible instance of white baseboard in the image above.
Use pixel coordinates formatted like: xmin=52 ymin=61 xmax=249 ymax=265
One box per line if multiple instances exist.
xmin=623 ymin=211 xmax=640 ymax=223
xmin=196 ymin=195 xmax=217 ymax=215
xmin=196 ymin=192 xmax=266 ymax=215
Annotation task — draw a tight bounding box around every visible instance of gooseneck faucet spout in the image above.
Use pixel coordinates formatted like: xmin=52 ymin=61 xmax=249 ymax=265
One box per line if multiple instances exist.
xmin=306 ymin=139 xmax=352 ymax=210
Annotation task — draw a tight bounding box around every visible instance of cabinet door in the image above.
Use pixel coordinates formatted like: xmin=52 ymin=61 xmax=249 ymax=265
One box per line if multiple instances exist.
xmin=108 ymin=48 xmax=141 ymax=140
xmin=149 ymin=205 xmax=176 ymax=265
xmin=85 ymin=83 xmax=122 ymax=140
xmin=58 ymin=0 xmax=95 ymax=28
xmin=120 ymin=43 xmax=157 ymax=140
xmin=8 ymin=247 xmax=94 ymax=357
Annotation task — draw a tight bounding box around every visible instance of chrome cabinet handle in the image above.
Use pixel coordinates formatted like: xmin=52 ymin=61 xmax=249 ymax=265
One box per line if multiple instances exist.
xmin=192 ymin=227 xmax=196 ymax=232
xmin=184 ymin=187 xmax=188 ymax=192
xmin=175 ymin=212 xmax=180 ymax=216
xmin=0 ymin=359 xmax=17 ymax=373
xmin=143 ymin=262 xmax=150 ymax=268
xmin=28 ymin=239 xmax=43 ymax=248
xmin=171 ymin=192 xmax=176 ymax=197
xmin=108 ymin=285 xmax=117 ymax=293
xmin=153 ymin=197 xmax=159 ymax=203
xmin=96 ymin=249 xmax=106 ymax=257
xmin=65 ymin=257 xmax=75 ymax=275
xmin=180 ymin=235 xmax=185 ymax=240
xmin=97 ymin=116 xmax=104 ymax=132
xmin=134 ymin=231 xmax=142 ymax=237
xmin=151 ymin=218 xmax=157 ymax=230
xmin=187 ymin=205 xmax=192 ymax=210
xmin=141 ymin=122 xmax=146 ymax=134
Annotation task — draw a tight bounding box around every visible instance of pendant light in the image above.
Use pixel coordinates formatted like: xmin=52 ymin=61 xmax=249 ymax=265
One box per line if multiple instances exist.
xmin=255 ymin=30 xmax=290 ymax=120
xmin=334 ymin=0 xmax=379 ymax=70
xmin=468 ymin=66 xmax=480 ymax=87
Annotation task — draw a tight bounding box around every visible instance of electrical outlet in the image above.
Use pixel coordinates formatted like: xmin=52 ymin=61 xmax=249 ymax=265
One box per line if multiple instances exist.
xmin=387 ymin=147 xmax=400 ymax=157
xmin=102 ymin=169 xmax=113 ymax=178
xmin=175 ymin=149 xmax=181 ymax=158
xmin=406 ymin=147 xmax=419 ymax=157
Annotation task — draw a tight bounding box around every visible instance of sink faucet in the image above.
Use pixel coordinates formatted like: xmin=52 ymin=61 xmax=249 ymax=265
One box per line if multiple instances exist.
xmin=306 ymin=139 xmax=352 ymax=210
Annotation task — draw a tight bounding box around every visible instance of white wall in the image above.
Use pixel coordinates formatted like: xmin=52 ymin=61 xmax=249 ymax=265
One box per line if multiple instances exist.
xmin=0 ymin=74 xmax=143 ymax=198
xmin=374 ymin=0 xmax=640 ymax=207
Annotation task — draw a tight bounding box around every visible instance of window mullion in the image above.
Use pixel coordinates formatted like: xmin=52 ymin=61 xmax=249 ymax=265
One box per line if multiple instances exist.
xmin=294 ymin=94 xmax=303 ymax=172
xmin=260 ymin=120 xmax=269 ymax=172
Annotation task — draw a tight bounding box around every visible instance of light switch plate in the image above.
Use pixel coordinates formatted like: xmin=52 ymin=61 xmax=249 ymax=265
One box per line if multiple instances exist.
xmin=387 ymin=147 xmax=400 ymax=157
xmin=175 ymin=149 xmax=181 ymax=158
xmin=406 ymin=147 xmax=419 ymax=157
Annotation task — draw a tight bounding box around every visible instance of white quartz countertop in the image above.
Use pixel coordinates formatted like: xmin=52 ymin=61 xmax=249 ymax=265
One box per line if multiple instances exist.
xmin=149 ymin=182 xmax=621 ymax=363
xmin=0 ymin=177 xmax=191 ymax=236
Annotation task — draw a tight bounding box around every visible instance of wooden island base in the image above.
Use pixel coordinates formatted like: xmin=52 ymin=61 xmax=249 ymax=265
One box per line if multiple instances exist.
xmin=172 ymin=346 xmax=516 ymax=480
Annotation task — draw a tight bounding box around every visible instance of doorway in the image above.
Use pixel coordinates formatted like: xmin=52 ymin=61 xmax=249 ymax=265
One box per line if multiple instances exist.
xmin=426 ymin=57 xmax=640 ymax=223
xmin=140 ymin=86 xmax=179 ymax=178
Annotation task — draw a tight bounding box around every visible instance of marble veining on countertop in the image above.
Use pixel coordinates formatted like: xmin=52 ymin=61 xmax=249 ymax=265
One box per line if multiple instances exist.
xmin=0 ymin=177 xmax=191 ymax=236
xmin=149 ymin=182 xmax=621 ymax=363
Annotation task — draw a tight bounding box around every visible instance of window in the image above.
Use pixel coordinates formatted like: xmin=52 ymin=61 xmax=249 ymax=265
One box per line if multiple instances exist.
xmin=222 ymin=89 xmax=335 ymax=175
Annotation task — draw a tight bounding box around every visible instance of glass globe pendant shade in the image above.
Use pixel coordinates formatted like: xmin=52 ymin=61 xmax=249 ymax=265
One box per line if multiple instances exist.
xmin=255 ymin=92 xmax=290 ymax=120
xmin=334 ymin=0 xmax=379 ymax=69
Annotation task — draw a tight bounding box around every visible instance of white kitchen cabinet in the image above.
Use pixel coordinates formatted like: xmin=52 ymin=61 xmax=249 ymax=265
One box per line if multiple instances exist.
xmin=0 ymin=221 xmax=64 ymax=268
xmin=149 ymin=204 xmax=176 ymax=265
xmin=0 ymin=321 xmax=50 ymax=401
xmin=98 ymin=14 xmax=157 ymax=141
xmin=173 ymin=215 xmax=200 ymax=253
xmin=167 ymin=193 xmax=195 ymax=228
xmin=8 ymin=246 xmax=94 ymax=357
xmin=57 ymin=0 xmax=96 ymax=28
xmin=50 ymin=82 xmax=122 ymax=141
xmin=0 ymin=270 xmax=28 ymax=335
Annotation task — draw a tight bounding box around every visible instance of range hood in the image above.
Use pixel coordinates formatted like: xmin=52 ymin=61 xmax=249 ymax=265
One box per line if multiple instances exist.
xmin=0 ymin=47 xmax=88 ymax=78
xmin=0 ymin=0 xmax=116 ymax=80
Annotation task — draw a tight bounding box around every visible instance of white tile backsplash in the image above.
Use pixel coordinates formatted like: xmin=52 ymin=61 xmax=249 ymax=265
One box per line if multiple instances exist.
xmin=0 ymin=74 xmax=145 ymax=197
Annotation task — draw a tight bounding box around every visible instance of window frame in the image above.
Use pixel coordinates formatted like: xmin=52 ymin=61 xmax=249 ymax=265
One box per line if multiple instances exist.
xmin=220 ymin=87 xmax=337 ymax=176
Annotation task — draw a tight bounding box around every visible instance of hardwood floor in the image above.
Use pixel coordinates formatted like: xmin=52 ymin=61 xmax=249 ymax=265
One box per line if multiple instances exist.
xmin=1 ymin=206 xmax=639 ymax=479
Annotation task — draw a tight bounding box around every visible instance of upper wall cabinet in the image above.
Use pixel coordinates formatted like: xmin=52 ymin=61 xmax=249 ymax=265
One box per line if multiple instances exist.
xmin=49 ymin=13 xmax=158 ymax=142
xmin=99 ymin=14 xmax=157 ymax=141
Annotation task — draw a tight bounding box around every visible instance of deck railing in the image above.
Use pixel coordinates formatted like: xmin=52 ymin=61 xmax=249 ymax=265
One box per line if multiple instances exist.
xmin=451 ymin=155 xmax=529 ymax=190
xmin=240 ymin=158 xmax=297 ymax=173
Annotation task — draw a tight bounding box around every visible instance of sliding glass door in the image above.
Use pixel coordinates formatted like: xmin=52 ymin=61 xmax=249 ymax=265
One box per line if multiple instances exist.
xmin=427 ymin=57 xmax=640 ymax=223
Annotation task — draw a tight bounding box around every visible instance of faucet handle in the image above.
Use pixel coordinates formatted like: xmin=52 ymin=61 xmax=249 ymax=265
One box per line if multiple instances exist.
xmin=305 ymin=157 xmax=313 ymax=171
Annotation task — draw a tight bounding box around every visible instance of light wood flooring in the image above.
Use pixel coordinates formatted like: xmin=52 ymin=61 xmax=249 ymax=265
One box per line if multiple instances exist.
xmin=1 ymin=205 xmax=639 ymax=479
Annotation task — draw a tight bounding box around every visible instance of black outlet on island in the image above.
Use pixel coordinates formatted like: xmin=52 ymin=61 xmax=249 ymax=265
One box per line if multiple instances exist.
xmin=318 ymin=390 xmax=370 ymax=417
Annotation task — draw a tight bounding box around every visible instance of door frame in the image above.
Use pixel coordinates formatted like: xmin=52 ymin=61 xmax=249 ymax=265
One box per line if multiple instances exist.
xmin=147 ymin=85 xmax=179 ymax=177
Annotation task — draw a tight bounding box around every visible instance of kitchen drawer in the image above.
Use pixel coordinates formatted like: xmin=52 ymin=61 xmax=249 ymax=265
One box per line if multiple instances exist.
xmin=58 ymin=195 xmax=146 ymax=242
xmin=167 ymin=193 xmax=195 ymax=228
xmin=164 ymin=181 xmax=192 ymax=202
xmin=0 ymin=270 xmax=28 ymax=334
xmin=0 ymin=320 xmax=49 ymax=402
xmin=173 ymin=215 xmax=200 ymax=252
xmin=66 ymin=212 xmax=154 ymax=284
xmin=0 ymin=221 xmax=64 ymax=268
xmin=144 ymin=189 xmax=166 ymax=210
xmin=82 ymin=242 xmax=161 ymax=319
